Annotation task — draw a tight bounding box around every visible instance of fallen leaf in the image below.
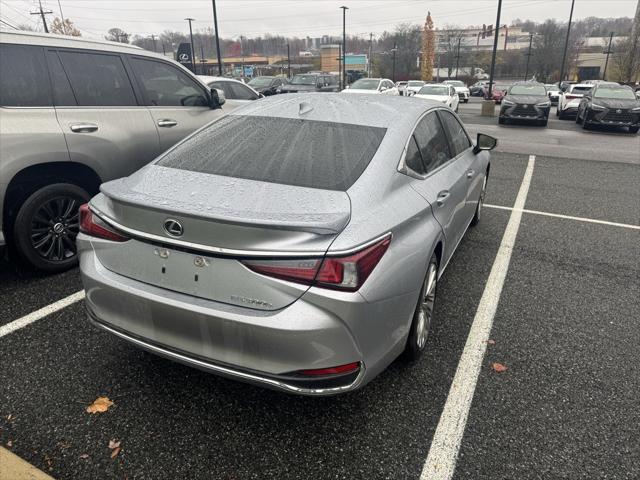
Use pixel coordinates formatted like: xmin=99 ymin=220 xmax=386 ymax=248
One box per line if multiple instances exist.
xmin=108 ymin=439 xmax=121 ymax=450
xmin=79 ymin=453 xmax=89 ymax=460
xmin=6 ymin=414 xmax=13 ymax=421
xmin=491 ymin=362 xmax=508 ymax=373
xmin=6 ymin=440 xmax=13 ymax=448
xmin=487 ymin=339 xmax=496 ymax=345
xmin=86 ymin=396 xmax=114 ymax=414
xmin=110 ymin=447 xmax=121 ymax=459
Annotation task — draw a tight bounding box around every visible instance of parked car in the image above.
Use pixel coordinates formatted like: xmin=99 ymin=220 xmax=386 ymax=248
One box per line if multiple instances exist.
xmin=0 ymin=30 xmax=233 ymax=271
xmin=413 ymin=84 xmax=459 ymax=111
xmin=199 ymin=76 xmax=261 ymax=101
xmin=280 ymin=73 xmax=339 ymax=93
xmin=483 ymin=84 xmax=507 ymax=104
xmin=556 ymin=83 xmax=592 ymax=119
xmin=78 ymin=94 xmax=496 ymax=395
xmin=247 ymin=76 xmax=287 ymax=96
xmin=405 ymin=80 xmax=426 ymax=96
xmin=470 ymin=81 xmax=489 ymax=96
xmin=576 ymin=83 xmax=640 ymax=133
xmin=342 ymin=78 xmax=398 ymax=95
xmin=443 ymin=80 xmax=470 ymax=103
xmin=545 ymin=83 xmax=561 ymax=105
xmin=396 ymin=81 xmax=408 ymax=96
xmin=499 ymin=82 xmax=551 ymax=126
xmin=559 ymin=80 xmax=577 ymax=92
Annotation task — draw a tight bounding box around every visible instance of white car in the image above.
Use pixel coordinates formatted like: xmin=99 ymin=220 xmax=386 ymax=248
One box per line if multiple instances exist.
xmin=198 ymin=75 xmax=262 ymax=103
xmin=443 ymin=80 xmax=470 ymax=103
xmin=413 ymin=84 xmax=459 ymax=112
xmin=396 ymin=81 xmax=408 ymax=96
xmin=405 ymin=80 xmax=426 ymax=96
xmin=556 ymin=83 xmax=592 ymax=119
xmin=342 ymin=78 xmax=399 ymax=95
xmin=545 ymin=83 xmax=561 ymax=105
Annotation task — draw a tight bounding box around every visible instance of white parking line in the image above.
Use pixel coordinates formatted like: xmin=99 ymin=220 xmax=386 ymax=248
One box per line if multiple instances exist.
xmin=0 ymin=290 xmax=84 ymax=338
xmin=420 ymin=154 xmax=536 ymax=480
xmin=485 ymin=204 xmax=640 ymax=230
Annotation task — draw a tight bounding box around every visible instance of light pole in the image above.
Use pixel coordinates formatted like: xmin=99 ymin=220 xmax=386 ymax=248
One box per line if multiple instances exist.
xmin=185 ymin=18 xmax=196 ymax=73
xmin=391 ymin=43 xmax=398 ymax=82
xmin=211 ymin=0 xmax=223 ymax=75
xmin=340 ymin=6 xmax=348 ymax=89
xmin=287 ymin=43 xmax=291 ymax=78
xmin=455 ymin=37 xmax=461 ymax=79
xmin=524 ymin=33 xmax=534 ymax=80
xmin=487 ymin=0 xmax=502 ymax=98
xmin=558 ymin=0 xmax=576 ymax=83
xmin=602 ymin=31 xmax=614 ymax=80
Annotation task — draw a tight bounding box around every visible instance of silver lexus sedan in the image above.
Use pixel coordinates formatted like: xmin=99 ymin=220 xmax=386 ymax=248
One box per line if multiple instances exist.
xmin=78 ymin=94 xmax=496 ymax=395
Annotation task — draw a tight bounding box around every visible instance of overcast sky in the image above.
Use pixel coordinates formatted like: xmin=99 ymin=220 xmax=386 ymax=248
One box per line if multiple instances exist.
xmin=1 ymin=0 xmax=637 ymax=40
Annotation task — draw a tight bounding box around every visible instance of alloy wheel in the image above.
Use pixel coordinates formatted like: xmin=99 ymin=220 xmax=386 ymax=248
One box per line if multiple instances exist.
xmin=30 ymin=196 xmax=81 ymax=262
xmin=416 ymin=261 xmax=437 ymax=349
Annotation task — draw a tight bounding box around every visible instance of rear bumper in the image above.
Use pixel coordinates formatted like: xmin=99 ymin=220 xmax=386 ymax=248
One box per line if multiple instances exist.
xmin=79 ymin=241 xmax=410 ymax=395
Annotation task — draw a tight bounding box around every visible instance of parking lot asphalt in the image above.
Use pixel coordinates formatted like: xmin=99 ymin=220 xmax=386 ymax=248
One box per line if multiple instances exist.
xmin=1 ymin=104 xmax=639 ymax=480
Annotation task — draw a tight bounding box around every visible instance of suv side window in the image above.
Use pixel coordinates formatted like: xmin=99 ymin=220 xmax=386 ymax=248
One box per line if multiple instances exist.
xmin=58 ymin=50 xmax=137 ymax=106
xmin=438 ymin=110 xmax=471 ymax=157
xmin=130 ymin=57 xmax=208 ymax=107
xmin=0 ymin=44 xmax=52 ymax=107
xmin=228 ymin=82 xmax=259 ymax=100
xmin=413 ymin=112 xmax=452 ymax=173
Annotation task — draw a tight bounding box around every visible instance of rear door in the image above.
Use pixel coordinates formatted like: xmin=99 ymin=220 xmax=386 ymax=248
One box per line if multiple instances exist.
xmin=437 ymin=110 xmax=480 ymax=222
xmin=407 ymin=111 xmax=469 ymax=263
xmin=50 ymin=49 xmax=161 ymax=182
xmin=127 ymin=55 xmax=226 ymax=152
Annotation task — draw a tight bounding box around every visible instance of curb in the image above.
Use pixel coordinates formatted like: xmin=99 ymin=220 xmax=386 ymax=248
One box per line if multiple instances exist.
xmin=0 ymin=447 xmax=54 ymax=480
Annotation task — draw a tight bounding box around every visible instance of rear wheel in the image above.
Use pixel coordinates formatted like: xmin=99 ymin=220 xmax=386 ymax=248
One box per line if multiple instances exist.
xmin=629 ymin=126 xmax=639 ymax=134
xmin=463 ymin=99 xmax=469 ymax=103
xmin=404 ymin=254 xmax=438 ymax=360
xmin=471 ymin=174 xmax=487 ymax=227
xmin=498 ymin=116 xmax=506 ymax=125
xmin=13 ymin=183 xmax=89 ymax=273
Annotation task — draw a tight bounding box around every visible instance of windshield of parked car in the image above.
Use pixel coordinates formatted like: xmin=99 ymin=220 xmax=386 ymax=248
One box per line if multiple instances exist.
xmin=350 ymin=79 xmax=381 ymax=90
xmin=248 ymin=77 xmax=274 ymax=87
xmin=418 ymin=85 xmax=449 ymax=95
xmin=444 ymin=80 xmax=465 ymax=87
xmin=594 ymin=86 xmax=636 ymax=99
xmin=290 ymin=74 xmax=317 ymax=85
xmin=157 ymin=115 xmax=387 ymax=191
xmin=408 ymin=81 xmax=425 ymax=87
xmin=509 ymin=84 xmax=546 ymax=95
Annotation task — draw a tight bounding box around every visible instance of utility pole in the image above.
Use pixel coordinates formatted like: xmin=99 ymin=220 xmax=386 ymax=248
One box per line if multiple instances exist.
xmin=287 ymin=43 xmax=291 ymax=78
xmin=392 ymin=42 xmax=397 ymax=82
xmin=455 ymin=37 xmax=461 ymax=79
xmin=185 ymin=18 xmax=196 ymax=73
xmin=162 ymin=43 xmax=166 ymax=56
xmin=150 ymin=34 xmax=157 ymax=52
xmin=211 ymin=0 xmax=223 ymax=76
xmin=57 ymin=0 xmax=66 ymax=34
xmin=487 ymin=0 xmax=502 ymax=98
xmin=602 ymin=31 xmax=614 ymax=80
xmin=200 ymin=44 xmax=206 ymax=75
xmin=240 ymin=35 xmax=244 ymax=78
xmin=340 ymin=6 xmax=348 ymax=89
xmin=558 ymin=0 xmax=576 ymax=83
xmin=368 ymin=33 xmax=373 ymax=77
xmin=524 ymin=33 xmax=534 ymax=80
xmin=32 ymin=0 xmax=52 ymax=34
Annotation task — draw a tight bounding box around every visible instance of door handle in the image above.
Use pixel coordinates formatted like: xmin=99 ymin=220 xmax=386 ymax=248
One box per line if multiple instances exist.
xmin=157 ymin=119 xmax=178 ymax=127
xmin=466 ymin=169 xmax=475 ymax=179
xmin=70 ymin=123 xmax=98 ymax=133
xmin=436 ymin=190 xmax=451 ymax=206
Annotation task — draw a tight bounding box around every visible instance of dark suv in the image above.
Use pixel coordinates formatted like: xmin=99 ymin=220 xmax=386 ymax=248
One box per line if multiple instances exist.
xmin=280 ymin=73 xmax=339 ymax=93
xmin=576 ymin=83 xmax=640 ymax=133
xmin=499 ymin=82 xmax=551 ymax=126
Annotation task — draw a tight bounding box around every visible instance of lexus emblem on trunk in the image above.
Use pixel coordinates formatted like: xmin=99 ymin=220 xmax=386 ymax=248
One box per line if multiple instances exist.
xmin=163 ymin=219 xmax=184 ymax=237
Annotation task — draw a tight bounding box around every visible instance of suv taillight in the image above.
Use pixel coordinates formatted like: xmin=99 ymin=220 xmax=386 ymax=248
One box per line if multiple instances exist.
xmin=79 ymin=204 xmax=129 ymax=242
xmin=242 ymin=235 xmax=391 ymax=292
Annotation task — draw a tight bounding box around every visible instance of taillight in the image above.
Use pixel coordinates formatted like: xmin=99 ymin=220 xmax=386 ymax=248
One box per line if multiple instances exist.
xmin=79 ymin=204 xmax=129 ymax=242
xmin=565 ymin=94 xmax=580 ymax=100
xmin=298 ymin=362 xmax=360 ymax=376
xmin=242 ymin=235 xmax=391 ymax=292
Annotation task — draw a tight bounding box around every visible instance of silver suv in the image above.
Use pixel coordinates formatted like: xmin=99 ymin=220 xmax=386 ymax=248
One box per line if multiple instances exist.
xmin=0 ymin=31 xmax=234 ymax=272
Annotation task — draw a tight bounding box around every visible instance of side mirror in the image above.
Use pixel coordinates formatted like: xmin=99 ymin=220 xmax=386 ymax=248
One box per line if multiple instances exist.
xmin=380 ymin=86 xmax=387 ymax=92
xmin=473 ymin=133 xmax=497 ymax=154
xmin=209 ymin=88 xmax=225 ymax=109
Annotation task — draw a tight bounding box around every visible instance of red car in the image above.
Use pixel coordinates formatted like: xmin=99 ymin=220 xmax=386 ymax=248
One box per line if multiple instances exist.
xmin=483 ymin=85 xmax=508 ymax=104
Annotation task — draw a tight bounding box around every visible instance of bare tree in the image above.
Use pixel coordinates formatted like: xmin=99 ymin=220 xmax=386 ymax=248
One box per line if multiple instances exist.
xmin=50 ymin=17 xmax=81 ymax=36
xmin=106 ymin=28 xmax=129 ymax=43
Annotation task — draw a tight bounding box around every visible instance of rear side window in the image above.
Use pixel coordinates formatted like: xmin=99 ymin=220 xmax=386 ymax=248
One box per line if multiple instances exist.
xmin=405 ymin=136 xmax=425 ymax=174
xmin=58 ymin=51 xmax=137 ymax=106
xmin=412 ymin=112 xmax=451 ymax=173
xmin=46 ymin=51 xmax=76 ymax=106
xmin=0 ymin=44 xmax=52 ymax=107
xmin=157 ymin=115 xmax=386 ymax=191
xmin=130 ymin=57 xmax=208 ymax=107
xmin=438 ymin=111 xmax=471 ymax=157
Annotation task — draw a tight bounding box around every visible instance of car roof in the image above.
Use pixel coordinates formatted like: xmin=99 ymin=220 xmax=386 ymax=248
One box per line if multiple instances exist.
xmin=228 ymin=93 xmax=441 ymax=130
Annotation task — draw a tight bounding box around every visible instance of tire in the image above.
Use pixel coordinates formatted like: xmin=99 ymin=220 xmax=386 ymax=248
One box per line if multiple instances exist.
xmin=404 ymin=253 xmax=438 ymax=361
xmin=539 ymin=118 xmax=548 ymax=127
xmin=470 ymin=174 xmax=487 ymax=227
xmin=13 ymin=183 xmax=90 ymax=273
xmin=629 ymin=126 xmax=639 ymax=134
xmin=463 ymin=99 xmax=469 ymax=103
xmin=498 ymin=116 xmax=505 ymax=125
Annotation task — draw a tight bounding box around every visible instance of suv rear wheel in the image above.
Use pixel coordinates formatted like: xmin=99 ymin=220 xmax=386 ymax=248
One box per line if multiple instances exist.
xmin=13 ymin=183 xmax=89 ymax=273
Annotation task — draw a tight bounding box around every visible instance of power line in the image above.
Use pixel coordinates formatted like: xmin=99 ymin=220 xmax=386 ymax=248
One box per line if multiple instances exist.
xmin=0 ymin=17 xmax=20 ymax=29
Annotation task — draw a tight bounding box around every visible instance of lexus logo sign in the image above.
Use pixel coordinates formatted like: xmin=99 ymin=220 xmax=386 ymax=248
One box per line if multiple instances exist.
xmin=163 ymin=219 xmax=184 ymax=237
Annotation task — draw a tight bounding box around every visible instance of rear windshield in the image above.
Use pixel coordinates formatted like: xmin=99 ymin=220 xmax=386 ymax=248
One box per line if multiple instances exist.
xmin=571 ymin=86 xmax=592 ymax=93
xmin=157 ymin=115 xmax=386 ymax=191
